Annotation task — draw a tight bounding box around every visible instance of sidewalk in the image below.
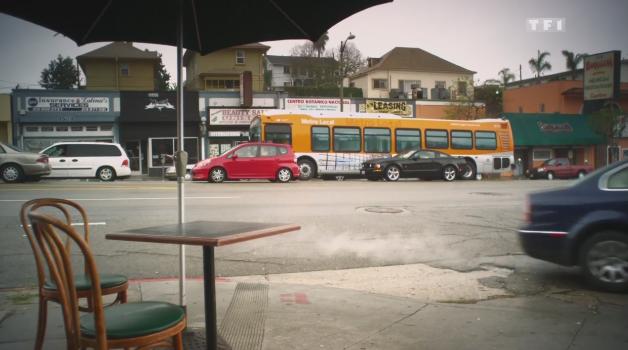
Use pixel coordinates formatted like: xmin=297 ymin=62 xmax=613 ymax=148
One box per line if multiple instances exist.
xmin=1 ymin=265 xmax=627 ymax=350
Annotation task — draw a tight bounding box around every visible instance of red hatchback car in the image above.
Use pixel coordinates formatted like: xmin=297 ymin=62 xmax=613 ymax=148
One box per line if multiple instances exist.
xmin=192 ymin=142 xmax=300 ymax=183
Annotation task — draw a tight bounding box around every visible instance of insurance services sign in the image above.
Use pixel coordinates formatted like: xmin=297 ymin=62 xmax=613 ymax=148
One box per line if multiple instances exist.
xmin=583 ymin=51 xmax=621 ymax=101
xmin=26 ymin=96 xmax=109 ymax=112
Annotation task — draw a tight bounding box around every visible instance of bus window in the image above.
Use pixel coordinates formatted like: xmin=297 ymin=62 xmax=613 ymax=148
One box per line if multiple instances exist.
xmin=475 ymin=131 xmax=497 ymax=150
xmin=249 ymin=117 xmax=261 ymax=141
xmin=395 ymin=129 xmax=421 ymax=153
xmin=364 ymin=128 xmax=391 ymax=153
xmin=333 ymin=127 xmax=361 ymax=152
xmin=265 ymin=124 xmax=292 ymax=144
xmin=311 ymin=126 xmax=330 ymax=151
xmin=425 ymin=129 xmax=448 ymax=149
xmin=451 ymin=130 xmax=473 ymax=149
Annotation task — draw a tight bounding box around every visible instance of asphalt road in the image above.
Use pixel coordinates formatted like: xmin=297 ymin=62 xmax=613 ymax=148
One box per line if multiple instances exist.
xmin=0 ymin=177 xmax=606 ymax=298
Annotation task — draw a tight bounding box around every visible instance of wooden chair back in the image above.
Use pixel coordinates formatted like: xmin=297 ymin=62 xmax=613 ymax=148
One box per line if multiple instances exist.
xmin=27 ymin=210 xmax=107 ymax=350
xmin=20 ymin=198 xmax=91 ymax=289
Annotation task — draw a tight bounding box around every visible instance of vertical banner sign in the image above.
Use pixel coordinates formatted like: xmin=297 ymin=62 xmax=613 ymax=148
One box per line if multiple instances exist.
xmin=583 ymin=51 xmax=620 ymax=101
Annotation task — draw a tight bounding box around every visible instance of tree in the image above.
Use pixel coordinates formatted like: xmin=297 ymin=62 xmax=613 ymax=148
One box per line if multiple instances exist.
xmin=498 ymin=68 xmax=515 ymax=86
xmin=474 ymin=84 xmax=503 ymax=117
xmin=561 ymin=50 xmax=586 ymax=79
xmin=312 ymin=32 xmax=329 ymax=58
xmin=589 ymin=104 xmax=627 ymax=147
xmin=155 ymin=53 xmax=172 ymax=91
xmin=39 ymin=55 xmax=79 ymax=89
xmin=290 ymin=42 xmax=316 ymax=57
xmin=444 ymin=94 xmax=485 ymax=120
xmin=330 ymin=41 xmax=365 ymax=77
xmin=528 ymin=50 xmax=552 ymax=80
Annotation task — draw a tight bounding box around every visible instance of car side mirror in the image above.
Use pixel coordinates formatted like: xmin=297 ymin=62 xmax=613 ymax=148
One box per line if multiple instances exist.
xmin=231 ymin=154 xmax=238 ymax=160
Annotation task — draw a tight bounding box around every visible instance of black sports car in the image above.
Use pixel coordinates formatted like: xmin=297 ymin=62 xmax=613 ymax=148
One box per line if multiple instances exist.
xmin=361 ymin=149 xmax=469 ymax=182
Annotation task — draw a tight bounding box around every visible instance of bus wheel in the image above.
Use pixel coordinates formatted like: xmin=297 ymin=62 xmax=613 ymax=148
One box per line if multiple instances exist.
xmin=461 ymin=161 xmax=476 ymax=180
xmin=298 ymin=159 xmax=316 ymax=180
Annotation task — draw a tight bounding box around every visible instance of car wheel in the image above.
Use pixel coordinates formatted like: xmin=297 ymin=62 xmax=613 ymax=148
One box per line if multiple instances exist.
xmin=276 ymin=168 xmax=292 ymax=183
xmin=579 ymin=231 xmax=628 ymax=292
xmin=384 ymin=165 xmax=400 ymax=181
xmin=209 ymin=168 xmax=226 ymax=183
xmin=460 ymin=161 xmax=476 ymax=180
xmin=578 ymin=170 xmax=586 ymax=179
xmin=97 ymin=166 xmax=116 ymax=181
xmin=1 ymin=164 xmax=23 ymax=183
xmin=442 ymin=165 xmax=457 ymax=182
xmin=297 ymin=159 xmax=316 ymax=180
xmin=547 ymin=171 xmax=555 ymax=180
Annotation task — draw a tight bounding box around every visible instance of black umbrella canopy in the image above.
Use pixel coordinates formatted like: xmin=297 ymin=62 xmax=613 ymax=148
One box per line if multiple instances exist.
xmin=0 ymin=0 xmax=391 ymax=54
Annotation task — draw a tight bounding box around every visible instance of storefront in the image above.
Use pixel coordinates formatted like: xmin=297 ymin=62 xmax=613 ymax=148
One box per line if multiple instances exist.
xmin=206 ymin=108 xmax=274 ymax=157
xmin=11 ymin=90 xmax=120 ymax=152
xmin=119 ymin=91 xmax=200 ymax=176
xmin=502 ymin=113 xmax=605 ymax=173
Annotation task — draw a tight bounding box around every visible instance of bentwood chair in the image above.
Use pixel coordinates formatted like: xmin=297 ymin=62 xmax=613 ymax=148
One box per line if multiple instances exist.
xmin=27 ymin=210 xmax=186 ymax=350
xmin=20 ymin=198 xmax=128 ymax=350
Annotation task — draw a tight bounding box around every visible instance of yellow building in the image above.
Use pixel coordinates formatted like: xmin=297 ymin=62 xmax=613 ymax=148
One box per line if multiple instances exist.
xmin=77 ymin=42 xmax=160 ymax=91
xmin=183 ymin=43 xmax=269 ymax=92
xmin=0 ymin=94 xmax=12 ymax=143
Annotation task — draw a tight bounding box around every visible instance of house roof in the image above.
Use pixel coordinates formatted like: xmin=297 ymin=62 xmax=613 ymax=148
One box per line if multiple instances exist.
xmin=183 ymin=43 xmax=270 ymax=66
xmin=265 ymin=55 xmax=338 ymax=66
xmin=76 ymin=42 xmax=160 ymax=61
xmin=351 ymin=47 xmax=474 ymax=78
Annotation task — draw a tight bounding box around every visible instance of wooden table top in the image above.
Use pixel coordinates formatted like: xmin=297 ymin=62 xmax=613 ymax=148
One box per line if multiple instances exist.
xmin=105 ymin=221 xmax=301 ymax=247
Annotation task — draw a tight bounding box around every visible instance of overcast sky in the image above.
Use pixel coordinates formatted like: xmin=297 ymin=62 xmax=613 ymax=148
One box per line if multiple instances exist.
xmin=1 ymin=0 xmax=627 ymax=93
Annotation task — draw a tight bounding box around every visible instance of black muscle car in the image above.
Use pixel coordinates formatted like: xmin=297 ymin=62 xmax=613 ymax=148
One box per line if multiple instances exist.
xmin=361 ymin=149 xmax=469 ymax=182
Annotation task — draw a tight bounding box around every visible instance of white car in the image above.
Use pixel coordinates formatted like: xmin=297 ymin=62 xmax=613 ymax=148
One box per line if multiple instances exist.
xmin=40 ymin=142 xmax=131 ymax=181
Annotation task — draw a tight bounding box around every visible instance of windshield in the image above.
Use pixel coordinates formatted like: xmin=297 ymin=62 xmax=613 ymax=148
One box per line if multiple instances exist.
xmin=398 ymin=150 xmax=416 ymax=159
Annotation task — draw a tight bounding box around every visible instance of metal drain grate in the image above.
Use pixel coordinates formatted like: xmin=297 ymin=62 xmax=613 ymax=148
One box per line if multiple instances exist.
xmin=219 ymin=282 xmax=269 ymax=350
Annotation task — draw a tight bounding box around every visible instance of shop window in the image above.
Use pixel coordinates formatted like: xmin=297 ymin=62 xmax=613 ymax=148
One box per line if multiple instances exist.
xmin=41 ymin=126 xmax=53 ymax=132
xmin=364 ymin=128 xmax=391 ymax=153
xmin=56 ymin=126 xmax=68 ymax=132
xmin=71 ymin=126 xmax=83 ymax=132
xmin=236 ymin=50 xmax=245 ymax=65
xmin=475 ymin=131 xmax=497 ymax=150
xmin=311 ymin=126 xmax=330 ymax=152
xmin=396 ymin=129 xmax=421 ymax=153
xmin=25 ymin=126 xmax=38 ymax=132
xmin=85 ymin=126 xmax=98 ymax=131
xmin=100 ymin=125 xmax=113 ymax=131
xmin=451 ymin=130 xmax=472 ymax=149
xmin=425 ymin=129 xmax=448 ymax=149
xmin=372 ymin=79 xmax=387 ymax=89
xmin=333 ymin=127 xmax=361 ymax=152
xmin=533 ymin=150 xmax=551 ymax=160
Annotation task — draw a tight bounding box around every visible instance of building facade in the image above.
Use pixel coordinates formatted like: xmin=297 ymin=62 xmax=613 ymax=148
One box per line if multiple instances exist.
xmin=265 ymin=55 xmax=338 ymax=89
xmin=77 ymin=42 xmax=160 ymax=91
xmin=0 ymin=94 xmax=12 ymax=144
xmin=184 ymin=43 xmax=269 ymax=92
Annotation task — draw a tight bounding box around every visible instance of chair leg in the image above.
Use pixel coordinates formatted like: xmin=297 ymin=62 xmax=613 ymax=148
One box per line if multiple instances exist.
xmin=35 ymin=296 xmax=47 ymax=350
xmin=174 ymin=332 xmax=184 ymax=350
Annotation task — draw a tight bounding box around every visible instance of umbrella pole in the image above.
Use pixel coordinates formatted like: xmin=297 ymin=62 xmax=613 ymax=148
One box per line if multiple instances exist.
xmin=177 ymin=0 xmax=186 ymax=307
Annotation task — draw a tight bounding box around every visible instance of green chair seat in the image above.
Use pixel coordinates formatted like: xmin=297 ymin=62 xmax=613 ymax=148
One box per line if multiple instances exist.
xmin=44 ymin=274 xmax=127 ymax=291
xmin=81 ymin=302 xmax=185 ymax=339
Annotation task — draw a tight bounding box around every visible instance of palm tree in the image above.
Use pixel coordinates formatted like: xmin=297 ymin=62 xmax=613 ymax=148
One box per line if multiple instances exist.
xmin=528 ymin=50 xmax=552 ymax=81
xmin=561 ymin=50 xmax=586 ymax=79
xmin=498 ymin=68 xmax=515 ymax=86
xmin=312 ymin=31 xmax=329 ymax=58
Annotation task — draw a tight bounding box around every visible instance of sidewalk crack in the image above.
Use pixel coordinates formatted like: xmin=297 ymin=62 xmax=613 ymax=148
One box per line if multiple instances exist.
xmin=566 ymin=317 xmax=586 ymax=350
xmin=344 ymin=304 xmax=428 ymax=349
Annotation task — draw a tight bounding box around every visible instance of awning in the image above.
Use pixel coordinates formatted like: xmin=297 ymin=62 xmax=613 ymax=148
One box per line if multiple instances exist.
xmin=501 ymin=113 xmax=605 ymax=147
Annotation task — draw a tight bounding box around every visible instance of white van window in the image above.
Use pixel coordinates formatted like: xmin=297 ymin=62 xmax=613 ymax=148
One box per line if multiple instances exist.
xmin=67 ymin=144 xmax=121 ymax=157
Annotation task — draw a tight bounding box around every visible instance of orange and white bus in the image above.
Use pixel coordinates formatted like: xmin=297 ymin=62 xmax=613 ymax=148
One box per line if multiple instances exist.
xmin=249 ymin=111 xmax=514 ymax=180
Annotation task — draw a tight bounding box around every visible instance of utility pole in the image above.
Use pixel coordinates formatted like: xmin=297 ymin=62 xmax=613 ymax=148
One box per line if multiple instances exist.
xmin=519 ymin=64 xmax=522 ymax=81
xmin=339 ymin=33 xmax=355 ymax=112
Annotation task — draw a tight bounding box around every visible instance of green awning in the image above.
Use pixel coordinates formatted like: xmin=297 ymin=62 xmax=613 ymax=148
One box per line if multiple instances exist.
xmin=501 ymin=113 xmax=605 ymax=147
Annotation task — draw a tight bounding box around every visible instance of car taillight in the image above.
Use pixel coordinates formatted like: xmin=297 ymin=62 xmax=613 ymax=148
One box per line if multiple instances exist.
xmin=36 ymin=155 xmax=48 ymax=164
xmin=122 ymin=159 xmax=129 ymax=167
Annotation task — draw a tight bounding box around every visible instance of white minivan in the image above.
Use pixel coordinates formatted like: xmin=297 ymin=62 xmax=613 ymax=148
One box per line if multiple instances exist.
xmin=40 ymin=142 xmax=131 ymax=181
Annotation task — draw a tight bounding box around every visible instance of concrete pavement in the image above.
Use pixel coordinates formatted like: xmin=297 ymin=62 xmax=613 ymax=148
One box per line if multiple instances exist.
xmin=1 ymin=264 xmax=627 ymax=350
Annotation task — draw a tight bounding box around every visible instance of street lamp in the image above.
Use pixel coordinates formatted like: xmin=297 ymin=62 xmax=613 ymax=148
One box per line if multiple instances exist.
xmin=339 ymin=33 xmax=356 ymax=112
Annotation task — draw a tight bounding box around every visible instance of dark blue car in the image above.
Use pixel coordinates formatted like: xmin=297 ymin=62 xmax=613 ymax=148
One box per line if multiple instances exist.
xmin=518 ymin=159 xmax=628 ymax=292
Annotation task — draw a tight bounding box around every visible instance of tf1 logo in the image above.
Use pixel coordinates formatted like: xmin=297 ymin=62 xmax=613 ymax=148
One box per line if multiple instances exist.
xmin=526 ymin=18 xmax=566 ymax=32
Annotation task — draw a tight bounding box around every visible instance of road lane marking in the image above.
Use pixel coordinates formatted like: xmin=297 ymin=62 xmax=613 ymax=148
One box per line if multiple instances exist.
xmin=0 ymin=196 xmax=237 ymax=202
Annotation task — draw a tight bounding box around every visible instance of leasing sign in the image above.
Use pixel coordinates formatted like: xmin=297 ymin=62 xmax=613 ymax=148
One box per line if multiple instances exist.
xmin=584 ymin=51 xmax=621 ymax=101
xmin=363 ymin=100 xmax=413 ymax=116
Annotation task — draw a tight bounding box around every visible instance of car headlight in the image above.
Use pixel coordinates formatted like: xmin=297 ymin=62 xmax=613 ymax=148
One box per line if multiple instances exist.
xmin=374 ymin=164 xmax=381 ymax=169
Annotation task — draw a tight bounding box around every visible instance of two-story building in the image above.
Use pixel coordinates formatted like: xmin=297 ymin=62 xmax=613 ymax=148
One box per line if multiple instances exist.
xmin=265 ymin=55 xmax=338 ymax=89
xmin=77 ymin=42 xmax=160 ymax=91
xmin=183 ymin=43 xmax=269 ymax=92
xmin=0 ymin=94 xmax=12 ymax=144
xmin=349 ymin=47 xmax=476 ymax=118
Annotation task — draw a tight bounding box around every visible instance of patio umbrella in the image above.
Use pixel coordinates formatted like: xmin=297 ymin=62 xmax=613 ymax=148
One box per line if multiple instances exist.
xmin=1 ymin=0 xmax=392 ymax=305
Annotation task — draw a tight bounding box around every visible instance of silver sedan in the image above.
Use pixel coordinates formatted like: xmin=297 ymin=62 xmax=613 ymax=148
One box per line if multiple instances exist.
xmin=0 ymin=142 xmax=51 ymax=183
